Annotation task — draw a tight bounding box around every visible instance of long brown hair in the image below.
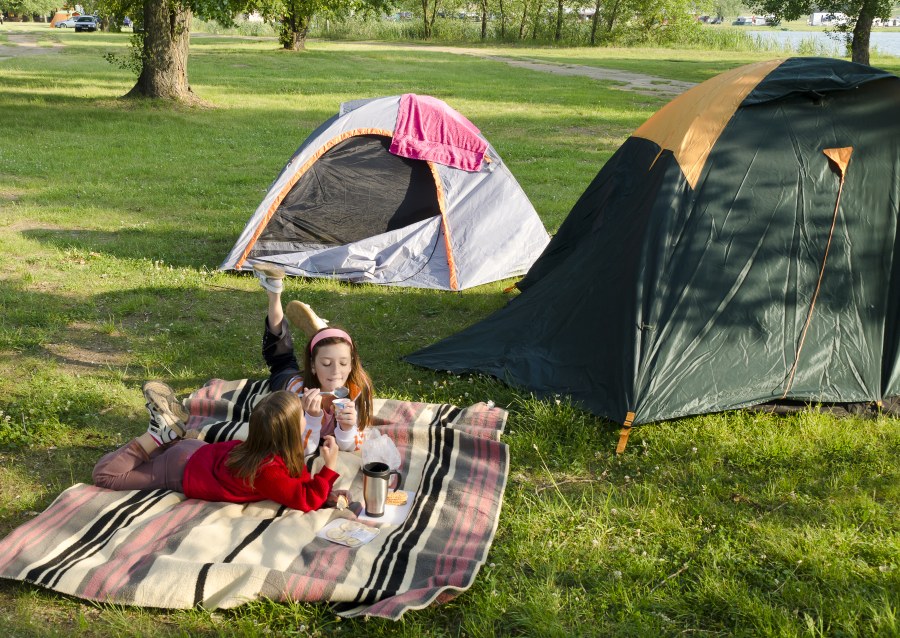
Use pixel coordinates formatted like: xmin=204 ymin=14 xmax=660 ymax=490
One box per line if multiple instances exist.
xmin=302 ymin=326 xmax=374 ymax=428
xmin=225 ymin=391 xmax=307 ymax=488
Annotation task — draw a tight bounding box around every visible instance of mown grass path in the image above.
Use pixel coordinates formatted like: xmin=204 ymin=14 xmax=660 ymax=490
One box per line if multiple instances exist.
xmin=0 ymin=28 xmax=899 ymax=637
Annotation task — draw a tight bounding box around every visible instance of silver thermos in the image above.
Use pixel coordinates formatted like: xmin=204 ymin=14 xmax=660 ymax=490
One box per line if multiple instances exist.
xmin=362 ymin=462 xmax=402 ymax=517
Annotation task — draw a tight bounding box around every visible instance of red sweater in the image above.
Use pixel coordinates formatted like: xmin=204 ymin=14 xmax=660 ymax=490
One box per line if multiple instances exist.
xmin=182 ymin=440 xmax=338 ymax=512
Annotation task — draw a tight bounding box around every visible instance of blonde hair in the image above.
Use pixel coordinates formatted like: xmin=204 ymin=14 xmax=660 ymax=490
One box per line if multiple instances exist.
xmin=225 ymin=391 xmax=307 ymax=488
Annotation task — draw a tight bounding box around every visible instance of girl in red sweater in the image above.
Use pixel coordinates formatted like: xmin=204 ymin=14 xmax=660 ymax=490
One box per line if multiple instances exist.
xmin=92 ymin=390 xmax=350 ymax=512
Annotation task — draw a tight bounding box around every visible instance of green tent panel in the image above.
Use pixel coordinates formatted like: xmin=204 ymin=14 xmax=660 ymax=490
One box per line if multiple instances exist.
xmin=405 ymin=58 xmax=900 ymax=429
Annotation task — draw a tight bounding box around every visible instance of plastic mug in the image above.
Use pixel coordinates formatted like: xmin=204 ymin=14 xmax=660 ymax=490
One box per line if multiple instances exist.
xmin=362 ymin=462 xmax=402 ymax=518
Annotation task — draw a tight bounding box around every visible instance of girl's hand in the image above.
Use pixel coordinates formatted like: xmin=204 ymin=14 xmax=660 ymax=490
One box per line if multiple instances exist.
xmin=325 ymin=489 xmax=354 ymax=509
xmin=320 ymin=435 xmax=338 ymax=469
xmin=336 ymin=401 xmax=358 ymax=431
xmin=302 ymin=388 xmax=323 ymax=418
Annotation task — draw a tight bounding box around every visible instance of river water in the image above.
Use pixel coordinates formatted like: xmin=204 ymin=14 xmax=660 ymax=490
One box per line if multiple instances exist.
xmin=745 ymin=30 xmax=900 ymax=56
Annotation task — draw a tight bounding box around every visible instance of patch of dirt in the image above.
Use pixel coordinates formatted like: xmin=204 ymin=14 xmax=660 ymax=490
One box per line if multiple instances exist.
xmin=43 ymin=323 xmax=132 ymax=373
xmin=332 ymin=41 xmax=697 ymax=98
xmin=0 ymin=33 xmax=65 ymax=59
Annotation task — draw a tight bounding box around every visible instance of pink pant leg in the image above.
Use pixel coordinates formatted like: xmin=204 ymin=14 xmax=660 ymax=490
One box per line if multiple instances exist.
xmin=92 ymin=439 xmax=207 ymax=492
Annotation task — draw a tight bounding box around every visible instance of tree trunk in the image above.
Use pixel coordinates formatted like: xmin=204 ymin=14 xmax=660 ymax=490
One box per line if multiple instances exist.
xmin=499 ymin=0 xmax=505 ymax=38
xmin=429 ymin=0 xmax=440 ymax=36
xmin=127 ymin=0 xmax=194 ymax=101
xmin=281 ymin=11 xmax=311 ymax=51
xmin=590 ymin=0 xmax=600 ymax=44
xmin=532 ymin=3 xmax=542 ymax=38
xmin=606 ymin=0 xmax=621 ymax=32
xmin=851 ymin=2 xmax=873 ymax=65
xmin=519 ymin=0 xmax=528 ymax=38
xmin=422 ymin=0 xmax=431 ymax=38
xmin=481 ymin=0 xmax=487 ymax=39
xmin=555 ymin=0 xmax=563 ymax=40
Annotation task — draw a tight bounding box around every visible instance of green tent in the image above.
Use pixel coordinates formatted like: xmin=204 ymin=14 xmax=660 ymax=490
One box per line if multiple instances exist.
xmin=406 ymin=58 xmax=900 ymax=446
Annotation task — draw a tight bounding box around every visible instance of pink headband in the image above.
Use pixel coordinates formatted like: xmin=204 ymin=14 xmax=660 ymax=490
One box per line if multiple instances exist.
xmin=310 ymin=328 xmax=353 ymax=352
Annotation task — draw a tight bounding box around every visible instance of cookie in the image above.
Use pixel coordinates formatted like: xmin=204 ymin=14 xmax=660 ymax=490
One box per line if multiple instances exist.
xmin=345 ymin=538 xmax=361 ymax=547
xmin=386 ymin=491 xmax=408 ymax=506
xmin=336 ymin=495 xmax=348 ymax=511
xmin=326 ymin=528 xmax=346 ymax=540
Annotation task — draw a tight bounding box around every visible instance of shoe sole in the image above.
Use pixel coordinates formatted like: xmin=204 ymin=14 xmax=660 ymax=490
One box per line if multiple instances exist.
xmin=142 ymin=381 xmax=189 ymax=434
xmin=252 ymin=263 xmax=285 ymax=279
xmin=285 ymin=301 xmax=327 ymax=339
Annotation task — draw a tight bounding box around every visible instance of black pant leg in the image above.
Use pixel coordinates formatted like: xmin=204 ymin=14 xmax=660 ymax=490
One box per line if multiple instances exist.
xmin=263 ymin=316 xmax=302 ymax=391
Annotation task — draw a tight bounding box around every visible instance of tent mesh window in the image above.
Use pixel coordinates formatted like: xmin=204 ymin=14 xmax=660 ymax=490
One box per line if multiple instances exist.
xmin=255 ymin=135 xmax=441 ymax=253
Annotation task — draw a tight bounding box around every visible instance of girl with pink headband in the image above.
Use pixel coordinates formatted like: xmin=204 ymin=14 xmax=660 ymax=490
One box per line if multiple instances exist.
xmin=253 ymin=264 xmax=374 ymax=457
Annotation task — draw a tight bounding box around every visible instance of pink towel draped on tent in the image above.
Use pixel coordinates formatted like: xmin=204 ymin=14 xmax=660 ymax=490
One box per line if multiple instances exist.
xmin=390 ymin=94 xmax=488 ymax=172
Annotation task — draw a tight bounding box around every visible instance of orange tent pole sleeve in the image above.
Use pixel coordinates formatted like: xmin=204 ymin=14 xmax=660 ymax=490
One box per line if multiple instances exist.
xmin=427 ymin=161 xmax=457 ymax=290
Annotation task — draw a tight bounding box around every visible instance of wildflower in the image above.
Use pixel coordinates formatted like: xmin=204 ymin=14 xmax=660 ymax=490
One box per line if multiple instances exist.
xmin=610 ymin=508 xmax=618 ymax=515
xmin=407 ymin=378 xmax=412 ymax=382
xmin=692 ymin=447 xmax=698 ymax=453
xmin=433 ymin=381 xmax=438 ymax=387
xmin=465 ymin=392 xmax=469 ymax=397
xmin=624 ymin=475 xmax=630 ymax=481
xmin=490 ymin=563 xmax=495 ymax=568
xmin=491 ymin=590 xmax=498 ymax=597
xmin=613 ymin=571 xmax=622 ymax=579
xmin=592 ymin=540 xmax=599 ymax=547
xmin=487 ymin=400 xmax=495 ymax=408
xmin=654 ymin=466 xmax=659 ymax=471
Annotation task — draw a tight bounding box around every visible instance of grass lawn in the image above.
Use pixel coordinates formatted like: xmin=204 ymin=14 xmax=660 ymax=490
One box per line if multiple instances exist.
xmin=1 ymin=24 xmax=900 ymax=637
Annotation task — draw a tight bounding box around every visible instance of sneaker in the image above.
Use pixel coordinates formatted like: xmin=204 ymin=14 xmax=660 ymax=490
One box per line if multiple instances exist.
xmin=142 ymin=381 xmax=187 ymax=443
xmin=285 ymin=300 xmax=329 ymax=339
xmin=252 ymin=263 xmax=285 ymax=293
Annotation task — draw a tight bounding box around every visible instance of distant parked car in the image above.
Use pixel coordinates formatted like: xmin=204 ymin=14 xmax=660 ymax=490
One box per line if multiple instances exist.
xmin=709 ymin=17 xmax=722 ymax=23
xmin=55 ymin=16 xmax=79 ymax=27
xmin=732 ymin=16 xmax=753 ymax=25
xmin=74 ymin=15 xmax=99 ymax=31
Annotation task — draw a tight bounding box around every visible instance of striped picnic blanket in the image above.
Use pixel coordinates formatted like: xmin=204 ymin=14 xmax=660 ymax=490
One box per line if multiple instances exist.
xmin=0 ymin=379 xmax=508 ymax=620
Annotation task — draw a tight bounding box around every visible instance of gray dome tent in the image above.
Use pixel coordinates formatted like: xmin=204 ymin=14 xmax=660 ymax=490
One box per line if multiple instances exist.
xmin=220 ymin=95 xmax=549 ymax=290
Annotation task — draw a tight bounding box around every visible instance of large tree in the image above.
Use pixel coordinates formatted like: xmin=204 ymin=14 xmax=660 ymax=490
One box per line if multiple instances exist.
xmin=746 ymin=0 xmax=892 ymax=64
xmin=101 ymin=0 xmax=254 ymax=101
